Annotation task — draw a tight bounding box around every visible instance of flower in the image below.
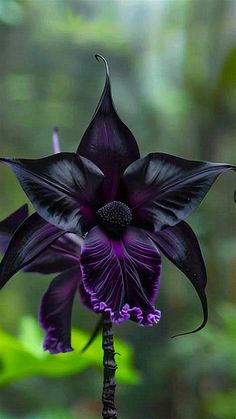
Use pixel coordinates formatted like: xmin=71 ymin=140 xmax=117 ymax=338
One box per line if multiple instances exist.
xmin=0 ymin=55 xmax=235 ymax=351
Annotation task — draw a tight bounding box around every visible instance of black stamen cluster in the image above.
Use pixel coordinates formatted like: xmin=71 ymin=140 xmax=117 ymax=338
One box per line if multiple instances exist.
xmin=97 ymin=201 xmax=132 ymax=234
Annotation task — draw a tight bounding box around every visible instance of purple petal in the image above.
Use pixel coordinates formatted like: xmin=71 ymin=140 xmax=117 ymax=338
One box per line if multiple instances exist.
xmin=0 ymin=213 xmax=65 ymax=289
xmin=25 ymin=233 xmax=82 ymax=274
xmin=25 ymin=251 xmax=76 ymax=274
xmin=78 ymin=280 xmax=93 ymax=311
xmin=148 ymin=221 xmax=207 ymax=335
xmin=80 ymin=226 xmax=161 ymax=326
xmin=0 ymin=153 xmax=104 ymax=234
xmin=52 ymin=127 xmax=61 ymax=154
xmin=0 ymin=204 xmax=28 ymax=253
xmin=122 ymin=153 xmax=236 ymax=231
xmin=77 ymin=55 xmax=140 ymax=201
xmin=39 ymin=265 xmax=81 ymax=354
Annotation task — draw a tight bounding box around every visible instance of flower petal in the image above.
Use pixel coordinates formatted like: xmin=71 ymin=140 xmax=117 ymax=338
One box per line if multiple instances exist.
xmin=39 ymin=266 xmax=80 ymax=354
xmin=77 ymin=55 xmax=140 ymax=201
xmin=0 ymin=204 xmax=28 ymax=253
xmin=123 ymin=153 xmax=236 ymax=231
xmin=25 ymin=250 xmax=77 ymax=274
xmin=148 ymin=221 xmax=207 ymax=336
xmin=25 ymin=233 xmax=82 ymax=274
xmin=78 ymin=280 xmax=93 ymax=311
xmin=0 ymin=153 xmax=104 ymax=234
xmin=0 ymin=213 xmax=65 ymax=289
xmin=80 ymin=226 xmax=161 ymax=326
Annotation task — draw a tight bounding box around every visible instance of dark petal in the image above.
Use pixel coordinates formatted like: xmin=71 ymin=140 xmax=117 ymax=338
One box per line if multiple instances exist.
xmin=0 ymin=204 xmax=28 ymax=253
xmin=0 ymin=213 xmax=65 ymax=289
xmin=24 ymin=251 xmax=76 ymax=274
xmin=39 ymin=265 xmax=81 ymax=354
xmin=0 ymin=153 xmax=104 ymax=234
xmin=77 ymin=55 xmax=140 ymax=201
xmin=80 ymin=226 xmax=161 ymax=326
xmin=25 ymin=233 xmax=82 ymax=274
xmin=78 ymin=280 xmax=93 ymax=310
xmin=148 ymin=221 xmax=208 ymax=336
xmin=123 ymin=153 xmax=236 ymax=231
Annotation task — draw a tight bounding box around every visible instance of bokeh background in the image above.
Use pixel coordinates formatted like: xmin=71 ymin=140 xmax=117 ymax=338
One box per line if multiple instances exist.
xmin=0 ymin=0 xmax=236 ymax=418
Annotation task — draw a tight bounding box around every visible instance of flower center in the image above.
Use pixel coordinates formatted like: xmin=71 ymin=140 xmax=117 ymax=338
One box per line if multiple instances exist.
xmin=97 ymin=201 xmax=132 ymax=234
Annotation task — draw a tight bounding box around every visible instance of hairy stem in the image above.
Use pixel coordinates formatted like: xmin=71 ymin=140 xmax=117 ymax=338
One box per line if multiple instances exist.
xmin=102 ymin=313 xmax=117 ymax=418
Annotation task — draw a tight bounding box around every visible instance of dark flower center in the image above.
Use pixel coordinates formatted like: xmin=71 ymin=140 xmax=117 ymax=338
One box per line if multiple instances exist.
xmin=97 ymin=201 xmax=132 ymax=234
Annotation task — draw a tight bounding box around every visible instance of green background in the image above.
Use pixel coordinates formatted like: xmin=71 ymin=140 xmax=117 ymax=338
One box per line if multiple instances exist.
xmin=0 ymin=0 xmax=235 ymax=418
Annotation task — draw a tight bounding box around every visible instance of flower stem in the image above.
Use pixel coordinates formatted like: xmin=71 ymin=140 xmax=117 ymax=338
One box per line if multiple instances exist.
xmin=102 ymin=313 xmax=117 ymax=418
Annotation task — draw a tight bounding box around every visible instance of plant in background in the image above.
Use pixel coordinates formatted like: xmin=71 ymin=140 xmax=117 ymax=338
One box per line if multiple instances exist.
xmin=0 ymin=55 xmax=235 ymax=419
xmin=0 ymin=315 xmax=140 ymax=388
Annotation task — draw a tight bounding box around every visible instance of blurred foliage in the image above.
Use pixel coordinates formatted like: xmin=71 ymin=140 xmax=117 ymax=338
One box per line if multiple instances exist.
xmin=170 ymin=302 xmax=236 ymax=418
xmin=0 ymin=316 xmax=140 ymax=387
xmin=0 ymin=0 xmax=23 ymax=26
xmin=0 ymin=0 xmax=235 ymax=418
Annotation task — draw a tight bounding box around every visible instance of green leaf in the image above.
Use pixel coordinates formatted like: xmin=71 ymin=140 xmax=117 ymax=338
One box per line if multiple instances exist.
xmin=204 ymin=388 xmax=236 ymax=418
xmin=0 ymin=316 xmax=141 ymax=387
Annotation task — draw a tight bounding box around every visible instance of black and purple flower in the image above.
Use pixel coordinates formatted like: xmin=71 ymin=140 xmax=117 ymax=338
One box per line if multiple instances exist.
xmin=0 ymin=55 xmax=235 ymax=353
